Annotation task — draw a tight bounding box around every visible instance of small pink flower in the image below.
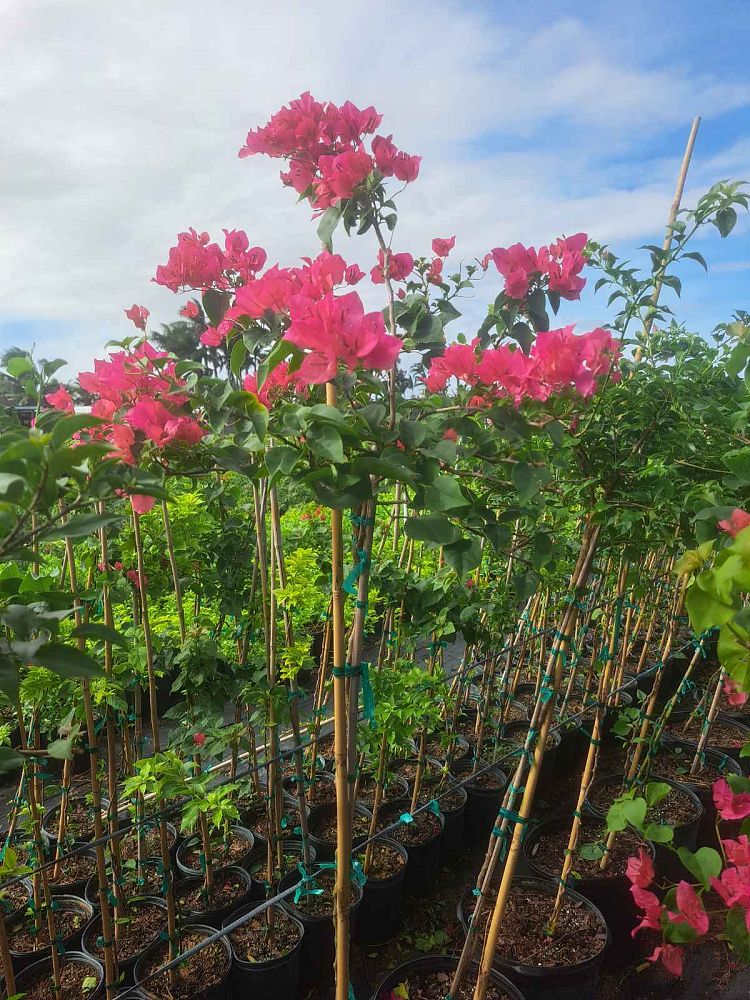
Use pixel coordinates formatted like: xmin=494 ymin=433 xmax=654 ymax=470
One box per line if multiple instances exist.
xmin=714 ymin=777 xmax=750 ymax=820
xmin=426 ymin=258 xmax=444 ymax=285
xmin=723 ymin=835 xmax=750 ymax=867
xmin=443 ymin=428 xmax=458 ymax=441
xmin=648 ymin=944 xmax=684 ymax=976
xmin=723 ymin=674 xmax=749 ymax=707
xmin=630 ymin=885 xmax=664 ymax=936
xmin=125 ymin=304 xmax=150 ymax=331
xmin=130 ymin=495 xmax=156 ymax=515
xmin=180 ymin=301 xmax=200 ymax=319
xmin=344 ymin=263 xmax=365 ymax=285
xmin=193 ymin=732 xmax=206 ymax=747
xmin=718 ymin=508 xmax=750 ymax=537
xmin=668 ymin=881 xmax=708 ymax=936
xmin=114 ymin=561 xmax=123 ymax=571
xmin=44 ymin=387 xmax=74 ymax=412
xmin=432 ymin=236 xmax=456 ymax=257
xmin=626 ymin=847 xmax=655 ymax=889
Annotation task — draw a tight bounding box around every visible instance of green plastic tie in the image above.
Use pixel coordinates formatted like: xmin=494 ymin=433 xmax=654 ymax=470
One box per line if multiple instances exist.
xmin=399 ymin=812 xmax=414 ymax=825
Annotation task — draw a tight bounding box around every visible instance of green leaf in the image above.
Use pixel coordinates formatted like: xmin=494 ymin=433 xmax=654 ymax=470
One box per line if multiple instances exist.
xmin=32 ymin=643 xmax=102 ymax=680
xmin=645 ymin=781 xmax=672 ymax=808
xmin=265 ymin=446 xmax=301 ymax=483
xmin=70 ymin=623 xmax=128 ymax=647
xmin=50 ymin=413 xmax=104 ymax=448
xmin=47 ymin=736 xmax=74 ymax=760
xmin=43 ymin=513 xmax=121 ymax=542
xmin=404 ymin=514 xmax=461 ymax=546
xmin=0 ymin=747 xmax=23 ymax=773
xmin=677 ymin=846 xmax=722 ymax=888
xmin=317 ymin=205 xmax=343 ymax=250
xmin=229 ymin=339 xmax=247 ymax=377
xmin=725 ymin=905 xmax=750 ymax=961
xmin=442 ymin=537 xmax=482 ymax=577
xmin=424 ymin=476 xmax=470 ymax=514
xmin=256 ymin=340 xmax=302 ymax=392
xmin=643 ymin=822 xmax=673 ymax=843
xmin=0 ymin=473 xmax=26 ymax=503
xmin=5 ymin=356 xmax=34 ymax=379
xmin=512 ymin=462 xmax=551 ymax=501
xmin=308 ymin=425 xmax=344 ymax=464
xmin=202 ymin=289 xmax=231 ymax=327
xmin=715 ymin=207 xmax=738 ymax=238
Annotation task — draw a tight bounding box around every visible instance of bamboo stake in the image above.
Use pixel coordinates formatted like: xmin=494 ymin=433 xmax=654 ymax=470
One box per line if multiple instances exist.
xmin=162 ymin=499 xmax=187 ymax=645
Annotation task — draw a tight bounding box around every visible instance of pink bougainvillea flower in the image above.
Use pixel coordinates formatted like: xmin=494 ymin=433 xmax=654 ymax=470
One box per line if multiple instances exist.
xmin=109 ymin=424 xmax=136 ymax=464
xmin=630 ymin=885 xmax=665 ymax=936
xmin=200 ymin=326 xmax=224 ymax=347
xmin=443 ymin=428 xmax=458 ymax=441
xmin=626 ymin=847 xmax=655 ymax=889
xmin=124 ymin=398 xmax=174 ymax=446
xmin=193 ymin=732 xmax=206 ymax=747
xmin=719 ymin=508 xmax=750 ymax=537
xmin=475 ymin=344 xmax=544 ymax=406
xmin=723 ymin=674 xmax=749 ymax=707
xmin=425 ymin=343 xmax=480 ymax=393
xmin=537 ymin=233 xmax=588 ymax=300
xmin=314 ymin=147 xmax=373 ymax=207
xmin=124 ymin=304 xmax=150 ymax=331
xmin=432 ymin=236 xmax=456 ymax=258
xmin=283 ymin=290 xmax=401 ymax=384
xmin=426 ymin=257 xmax=444 ymax=285
xmin=344 ymin=263 xmax=365 ymax=285
xmin=243 ymin=361 xmax=305 ymax=408
xmin=293 ymin=250 xmax=347 ymax=299
xmin=648 ymin=944 xmax=684 ymax=977
xmin=714 ymin=777 xmax=750 ymax=820
xmin=45 ymin=386 xmax=74 ymax=412
xmin=711 ymin=865 xmax=750 ymax=928
xmin=371 ymin=134 xmax=421 ymax=182
xmin=370 ymin=248 xmax=414 ymax=284
xmin=130 ymin=495 xmax=155 ymax=516
xmin=491 ymin=243 xmax=540 ymax=300
xmin=153 ymin=229 xmax=225 ymax=292
xmin=723 ymin=835 xmax=750 ymax=867
xmin=233 ymin=265 xmax=299 ymax=318
xmin=180 ymin=300 xmax=200 ymax=319
xmin=163 ymin=415 xmax=205 ymax=446
xmin=668 ymin=881 xmax=708 ymax=936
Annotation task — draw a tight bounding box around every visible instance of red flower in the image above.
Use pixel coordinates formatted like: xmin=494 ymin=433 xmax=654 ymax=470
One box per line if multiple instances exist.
xmin=45 ymin=387 xmax=74 ymax=412
xmin=125 ymin=304 xmax=150 ymax=331
xmin=432 ymin=236 xmax=456 ymax=257
xmin=719 ymin=508 xmax=750 ymax=537
xmin=491 ymin=243 xmax=539 ymax=300
xmin=193 ymin=732 xmax=206 ymax=747
xmin=180 ymin=301 xmax=200 ymax=319
xmin=114 ymin=561 xmax=123 ymax=571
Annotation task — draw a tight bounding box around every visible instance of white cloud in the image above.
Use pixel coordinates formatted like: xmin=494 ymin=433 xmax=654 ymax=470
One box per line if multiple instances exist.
xmin=1 ymin=0 xmax=748 ymax=376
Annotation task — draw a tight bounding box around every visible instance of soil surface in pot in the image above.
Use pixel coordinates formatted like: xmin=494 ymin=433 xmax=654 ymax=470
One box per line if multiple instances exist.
xmin=391 ymin=760 xmax=443 ymax=785
xmin=666 ymin=717 xmax=746 ymax=748
xmin=181 ymin=829 xmax=251 ymax=868
xmin=121 ymin=825 xmax=176 ymax=861
xmin=46 ymin=799 xmax=97 ymax=840
xmin=379 ymin=968 xmax=509 ymax=1000
xmin=650 ymin=749 xmax=726 ymax=788
xmin=176 ymin=867 xmax=247 ymax=914
xmin=315 ymin=735 xmax=335 ymax=759
xmin=356 ymin=842 xmax=405 ymax=881
xmin=418 ymin=786 xmax=463 ymax=812
xmin=356 ymin=776 xmax=406 ymax=809
xmin=14 ymin=958 xmax=99 ymax=1000
xmin=306 ymin=778 xmax=337 ymax=805
xmin=248 ymin=849 xmax=306 ymax=886
xmin=461 ymin=767 xmax=504 ymax=792
xmin=468 ymin=885 xmax=607 ymax=966
xmin=527 ymin=824 xmax=644 ymax=879
xmin=138 ymin=929 xmax=229 ymax=1000
xmin=230 ymin=905 xmax=302 ymax=962
xmin=287 ymin=868 xmax=357 ymax=918
xmin=376 ymin=809 xmax=441 ymax=847
xmin=252 ymin=806 xmax=300 ymax=840
xmin=590 ymin=780 xmax=700 ymax=827
xmin=494 ymin=703 xmax=527 ymax=724
xmin=8 ymin=906 xmax=85 ymax=953
xmin=87 ymin=900 xmax=165 ymax=961
xmin=312 ymin=811 xmax=370 ymax=843
xmin=48 ymin=851 xmax=96 ymax=887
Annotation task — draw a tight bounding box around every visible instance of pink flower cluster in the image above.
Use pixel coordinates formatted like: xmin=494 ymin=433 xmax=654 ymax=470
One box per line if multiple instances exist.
xmin=153 ymin=228 xmax=266 ymax=293
xmin=719 ymin=508 xmax=750 ymax=537
xmin=491 ymin=233 xmax=588 ymax=301
xmin=238 ymin=93 xmax=420 ymax=210
xmin=371 ymin=248 xmax=414 ymax=284
xmin=198 ymin=249 xmax=401 ymax=391
xmin=67 ymin=342 xmax=206 ymax=513
xmin=626 ymin=848 xmax=707 ymax=976
xmin=424 ymin=326 xmax=620 ymax=404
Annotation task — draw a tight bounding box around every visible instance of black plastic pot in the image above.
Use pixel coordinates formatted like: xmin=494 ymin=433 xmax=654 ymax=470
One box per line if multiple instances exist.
xmin=121 ymin=819 xmax=179 ymax=867
xmin=376 ymin=801 xmax=444 ymax=897
xmin=4 ymin=950 xmax=104 ymax=1000
xmin=85 ymin=857 xmax=165 ymax=908
xmin=307 ymin=801 xmax=372 ymax=862
xmin=497 ymin=699 xmax=530 ymax=732
xmin=245 ymin=792 xmax=308 ymax=851
xmin=245 ymin=839 xmax=317 ymax=901
xmin=523 ymin=818 xmax=653 ymax=967
xmin=42 ymin=795 xmax=99 ymax=848
xmin=175 ymin=824 xmax=255 ymax=878
xmin=354 ymin=838 xmax=408 ymax=947
xmin=134 ymin=922 xmax=232 ymax=1000
xmin=438 ymin=783 xmax=468 ymax=862
xmin=82 ymin=896 xmax=166 ymax=987
xmin=585 ymin=773 xmax=703 ymax=883
xmin=177 ymin=865 xmax=252 ymax=929
xmin=371 ymin=954 xmax=525 ymax=1000
xmin=662 ymin=712 xmax=750 ymax=775
xmin=223 ymin=902 xmax=304 ymax=1000
xmin=9 ymin=894 xmax=94 ymax=973
xmin=279 ymin=868 xmax=362 ymax=988
xmin=49 ymin=843 xmax=97 ymax=898
xmin=453 ymin=760 xmax=508 ymax=845
xmin=492 ymin=877 xmax=609 ymax=1000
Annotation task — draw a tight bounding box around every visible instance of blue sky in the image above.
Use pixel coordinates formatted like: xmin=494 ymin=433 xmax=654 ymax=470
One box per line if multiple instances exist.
xmin=1 ymin=0 xmax=748 ymax=376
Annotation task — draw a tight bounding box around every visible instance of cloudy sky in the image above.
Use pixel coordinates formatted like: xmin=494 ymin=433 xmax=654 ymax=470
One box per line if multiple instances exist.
xmin=2 ymin=0 xmax=749 ymax=377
